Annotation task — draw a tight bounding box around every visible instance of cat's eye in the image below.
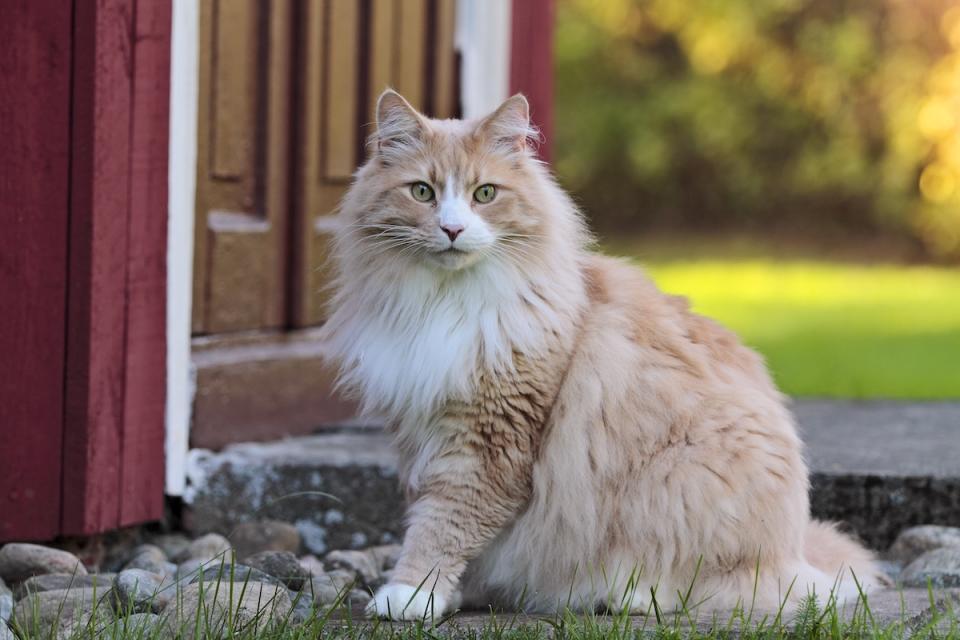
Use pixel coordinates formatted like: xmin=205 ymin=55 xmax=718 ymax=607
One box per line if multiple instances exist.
xmin=473 ymin=184 xmax=497 ymax=204
xmin=410 ymin=182 xmax=434 ymax=202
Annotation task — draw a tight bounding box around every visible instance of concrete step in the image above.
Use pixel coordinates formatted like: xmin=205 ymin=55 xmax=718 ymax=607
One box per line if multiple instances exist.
xmin=185 ymin=400 xmax=960 ymax=553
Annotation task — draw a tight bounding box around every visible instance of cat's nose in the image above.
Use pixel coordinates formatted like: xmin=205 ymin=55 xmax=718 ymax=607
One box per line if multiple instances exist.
xmin=441 ymin=223 xmax=464 ymax=242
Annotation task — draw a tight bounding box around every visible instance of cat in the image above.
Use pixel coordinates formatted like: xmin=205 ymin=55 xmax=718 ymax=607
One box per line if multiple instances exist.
xmin=320 ymin=89 xmax=884 ymax=620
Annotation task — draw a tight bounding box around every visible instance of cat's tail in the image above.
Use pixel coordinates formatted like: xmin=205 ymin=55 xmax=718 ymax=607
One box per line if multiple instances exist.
xmin=803 ymin=520 xmax=890 ymax=599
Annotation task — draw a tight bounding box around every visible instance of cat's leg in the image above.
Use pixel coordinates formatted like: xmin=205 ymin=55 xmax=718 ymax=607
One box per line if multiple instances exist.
xmin=366 ymin=448 xmax=531 ymax=620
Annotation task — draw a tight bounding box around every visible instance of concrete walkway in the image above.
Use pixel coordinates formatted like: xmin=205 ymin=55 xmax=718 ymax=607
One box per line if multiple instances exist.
xmin=187 ymin=400 xmax=960 ymax=552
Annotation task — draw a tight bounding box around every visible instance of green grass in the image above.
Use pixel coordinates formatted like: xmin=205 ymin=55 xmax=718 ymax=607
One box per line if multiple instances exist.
xmin=604 ymin=236 xmax=960 ymax=399
xmin=10 ymin=561 xmax=960 ymax=640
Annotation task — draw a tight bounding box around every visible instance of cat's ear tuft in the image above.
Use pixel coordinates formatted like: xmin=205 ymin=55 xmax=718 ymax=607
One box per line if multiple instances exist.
xmin=476 ymin=94 xmax=537 ymax=154
xmin=375 ymin=89 xmax=424 ymax=155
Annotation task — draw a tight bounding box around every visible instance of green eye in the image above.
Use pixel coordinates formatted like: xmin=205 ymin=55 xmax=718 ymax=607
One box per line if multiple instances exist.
xmin=410 ymin=182 xmax=434 ymax=202
xmin=474 ymin=184 xmax=497 ymax=204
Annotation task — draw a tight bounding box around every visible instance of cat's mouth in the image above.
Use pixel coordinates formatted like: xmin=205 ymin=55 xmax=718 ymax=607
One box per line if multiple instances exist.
xmin=427 ymin=245 xmax=481 ymax=270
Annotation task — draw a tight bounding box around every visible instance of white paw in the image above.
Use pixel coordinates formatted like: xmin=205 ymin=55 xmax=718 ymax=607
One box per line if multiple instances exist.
xmin=365 ymin=583 xmax=447 ymax=620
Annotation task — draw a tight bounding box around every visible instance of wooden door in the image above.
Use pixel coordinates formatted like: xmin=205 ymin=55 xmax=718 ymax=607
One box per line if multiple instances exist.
xmin=190 ymin=0 xmax=459 ymax=447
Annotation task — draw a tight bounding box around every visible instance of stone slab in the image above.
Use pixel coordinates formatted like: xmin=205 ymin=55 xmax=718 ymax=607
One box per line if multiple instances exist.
xmin=796 ymin=400 xmax=960 ymax=549
xmin=796 ymin=400 xmax=960 ymax=478
xmin=185 ymin=430 xmax=404 ymax=554
xmin=185 ymin=400 xmax=960 ymax=552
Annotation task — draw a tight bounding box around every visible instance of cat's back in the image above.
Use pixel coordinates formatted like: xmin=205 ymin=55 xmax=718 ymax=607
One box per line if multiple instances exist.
xmin=577 ymin=252 xmax=779 ymax=398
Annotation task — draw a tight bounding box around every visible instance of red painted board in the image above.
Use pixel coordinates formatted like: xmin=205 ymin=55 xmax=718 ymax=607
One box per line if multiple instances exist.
xmin=61 ymin=0 xmax=134 ymax=536
xmin=120 ymin=0 xmax=171 ymax=527
xmin=510 ymin=0 xmax=555 ymax=162
xmin=0 ymin=0 xmax=73 ymax=542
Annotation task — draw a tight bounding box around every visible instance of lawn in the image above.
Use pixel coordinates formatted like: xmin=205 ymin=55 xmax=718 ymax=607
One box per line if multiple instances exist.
xmin=605 ymin=236 xmax=960 ymax=399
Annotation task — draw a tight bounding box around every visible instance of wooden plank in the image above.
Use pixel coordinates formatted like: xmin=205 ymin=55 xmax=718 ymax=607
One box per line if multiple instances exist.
xmin=324 ymin=0 xmax=361 ymax=179
xmin=510 ymin=0 xmax=555 ymax=161
xmin=290 ymin=0 xmax=339 ymax=327
xmin=0 ymin=0 xmax=72 ymax=542
xmin=120 ymin=0 xmax=172 ymax=527
xmin=211 ymin=0 xmax=256 ymax=180
xmin=395 ymin=0 xmax=427 ymax=109
xmin=368 ymin=0 xmax=397 ymax=121
xmin=62 ymin=0 xmax=133 ymax=535
xmin=432 ymin=0 xmax=457 ymax=118
xmin=191 ymin=0 xmax=213 ymax=333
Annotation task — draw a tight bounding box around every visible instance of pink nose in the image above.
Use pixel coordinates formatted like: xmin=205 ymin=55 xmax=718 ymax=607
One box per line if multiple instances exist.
xmin=441 ymin=224 xmax=464 ymax=242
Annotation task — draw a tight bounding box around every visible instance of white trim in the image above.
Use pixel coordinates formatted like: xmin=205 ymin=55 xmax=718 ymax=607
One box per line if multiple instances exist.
xmin=165 ymin=0 xmax=199 ymax=496
xmin=456 ymin=0 xmax=512 ymax=119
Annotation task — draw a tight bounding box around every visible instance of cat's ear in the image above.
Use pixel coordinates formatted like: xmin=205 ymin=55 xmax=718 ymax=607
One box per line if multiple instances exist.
xmin=375 ymin=89 xmax=424 ymax=155
xmin=475 ymin=94 xmax=535 ymax=154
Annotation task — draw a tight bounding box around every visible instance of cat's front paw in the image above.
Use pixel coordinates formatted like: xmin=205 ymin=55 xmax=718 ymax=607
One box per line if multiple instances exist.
xmin=366 ymin=583 xmax=447 ymax=620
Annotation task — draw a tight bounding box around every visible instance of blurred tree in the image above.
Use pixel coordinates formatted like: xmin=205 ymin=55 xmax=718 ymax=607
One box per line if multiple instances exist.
xmin=554 ymin=0 xmax=960 ymax=258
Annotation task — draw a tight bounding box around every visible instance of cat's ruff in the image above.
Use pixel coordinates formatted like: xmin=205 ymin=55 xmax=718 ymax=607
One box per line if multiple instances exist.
xmin=321 ymin=89 xmax=884 ymax=621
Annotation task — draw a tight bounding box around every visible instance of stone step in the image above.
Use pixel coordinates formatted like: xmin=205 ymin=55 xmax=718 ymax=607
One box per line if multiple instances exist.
xmin=185 ymin=400 xmax=960 ymax=553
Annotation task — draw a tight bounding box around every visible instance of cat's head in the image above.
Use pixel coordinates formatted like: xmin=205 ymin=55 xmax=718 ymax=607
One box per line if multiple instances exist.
xmin=337 ymin=90 xmax=561 ymax=273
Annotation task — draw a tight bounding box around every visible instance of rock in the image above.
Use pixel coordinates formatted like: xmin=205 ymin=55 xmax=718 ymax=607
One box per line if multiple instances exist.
xmin=149 ymin=534 xmax=192 ymax=562
xmin=124 ymin=544 xmax=168 ymax=575
xmin=349 ymin=588 xmax=371 ymax=608
xmin=174 ymin=558 xmax=208 ymax=582
xmin=302 ymin=571 xmax=358 ymax=607
xmin=0 ymin=544 xmax=87 ymax=583
xmin=302 ymin=576 xmax=342 ymax=607
xmin=245 ymin=551 xmax=310 ymax=590
xmin=167 ymin=581 xmax=291 ymax=640
xmin=182 ymin=533 xmax=232 ymax=563
xmin=0 ymin=577 xmax=11 ymax=623
xmin=287 ymin=589 xmax=315 ymax=624
xmin=900 ymin=547 xmax=960 ymax=588
xmin=379 ymin=569 xmax=394 ymax=587
xmin=888 ymin=525 xmax=960 ymax=564
xmin=13 ymin=587 xmax=112 ymax=638
xmin=230 ymin=521 xmax=301 ymax=561
xmin=0 ymin=624 xmax=13 ymax=640
xmin=188 ymin=562 xmax=285 ymax=589
xmin=369 ymin=544 xmax=402 ymax=572
xmin=113 ymin=569 xmax=170 ymax=614
xmin=875 ymin=560 xmax=902 ymax=583
xmin=298 ymin=554 xmax=325 ymax=576
xmin=101 ymin=612 xmax=173 ymax=639
xmin=325 ymin=569 xmax=358 ymax=592
xmin=14 ymin=573 xmax=114 ymax=600
xmin=324 ymin=549 xmax=379 ymax=586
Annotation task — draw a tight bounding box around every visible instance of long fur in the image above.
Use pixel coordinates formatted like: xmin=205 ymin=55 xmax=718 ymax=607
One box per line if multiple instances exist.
xmin=321 ymin=90 xmax=884 ymax=620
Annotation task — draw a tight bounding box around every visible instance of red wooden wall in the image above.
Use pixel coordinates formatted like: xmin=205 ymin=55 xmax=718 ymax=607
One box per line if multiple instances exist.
xmin=510 ymin=0 xmax=555 ymax=161
xmin=0 ymin=0 xmax=171 ymax=541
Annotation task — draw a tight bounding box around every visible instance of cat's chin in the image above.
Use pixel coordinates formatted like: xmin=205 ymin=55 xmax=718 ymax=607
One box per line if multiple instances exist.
xmin=425 ymin=248 xmax=483 ymax=271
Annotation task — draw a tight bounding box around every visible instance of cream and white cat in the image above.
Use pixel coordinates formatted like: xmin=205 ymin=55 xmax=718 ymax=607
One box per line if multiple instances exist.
xmin=320 ymin=90 xmax=883 ymax=620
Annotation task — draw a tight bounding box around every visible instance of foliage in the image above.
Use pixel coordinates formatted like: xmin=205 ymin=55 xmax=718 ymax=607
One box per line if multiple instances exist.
xmin=555 ymin=0 xmax=960 ymax=258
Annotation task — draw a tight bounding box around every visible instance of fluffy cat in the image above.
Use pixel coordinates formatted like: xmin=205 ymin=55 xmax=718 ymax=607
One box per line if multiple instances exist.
xmin=320 ymin=89 xmax=883 ymax=620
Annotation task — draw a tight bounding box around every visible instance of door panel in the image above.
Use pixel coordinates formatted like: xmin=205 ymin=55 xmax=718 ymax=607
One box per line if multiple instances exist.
xmin=193 ymin=0 xmax=290 ymax=334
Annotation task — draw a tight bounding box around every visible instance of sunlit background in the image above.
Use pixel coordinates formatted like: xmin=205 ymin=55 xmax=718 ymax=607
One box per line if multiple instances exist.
xmin=551 ymin=0 xmax=960 ymax=399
